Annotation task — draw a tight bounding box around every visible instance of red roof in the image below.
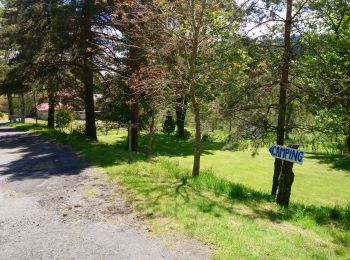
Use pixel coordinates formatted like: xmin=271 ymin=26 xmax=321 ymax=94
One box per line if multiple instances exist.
xmin=36 ymin=103 xmax=49 ymax=111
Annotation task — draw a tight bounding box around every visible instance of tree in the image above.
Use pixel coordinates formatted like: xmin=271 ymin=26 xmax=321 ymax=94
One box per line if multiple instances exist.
xmin=152 ymin=0 xmax=243 ymax=177
xmin=78 ymin=0 xmax=97 ymax=140
xmin=301 ymin=0 xmax=350 ymax=152
xmin=163 ymin=111 xmax=176 ymax=135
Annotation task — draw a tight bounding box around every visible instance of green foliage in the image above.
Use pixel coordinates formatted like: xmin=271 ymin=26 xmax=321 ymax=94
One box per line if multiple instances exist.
xmin=162 ymin=112 xmax=175 ymax=135
xmin=315 ymin=106 xmax=349 ymax=135
xmin=56 ymin=108 xmax=74 ymax=130
xmin=181 ymin=129 xmax=192 ymax=140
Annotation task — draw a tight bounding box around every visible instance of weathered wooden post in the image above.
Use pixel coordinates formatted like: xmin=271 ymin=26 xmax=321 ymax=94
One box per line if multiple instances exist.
xmin=275 ymin=144 xmax=299 ymax=206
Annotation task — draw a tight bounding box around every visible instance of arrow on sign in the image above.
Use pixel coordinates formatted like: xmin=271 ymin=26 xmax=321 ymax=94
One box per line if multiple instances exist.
xmin=269 ymin=144 xmax=304 ymax=164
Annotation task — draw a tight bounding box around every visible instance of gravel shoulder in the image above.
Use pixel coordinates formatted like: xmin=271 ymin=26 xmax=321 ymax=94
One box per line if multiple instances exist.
xmin=0 ymin=125 xmax=210 ymax=260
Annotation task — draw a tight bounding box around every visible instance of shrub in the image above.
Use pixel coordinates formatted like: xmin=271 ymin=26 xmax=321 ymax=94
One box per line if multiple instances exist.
xmin=162 ymin=111 xmax=175 ymax=135
xmin=202 ymin=132 xmax=214 ymax=142
xmin=329 ymin=206 xmax=343 ymax=220
xmin=56 ymin=108 xmax=74 ymax=130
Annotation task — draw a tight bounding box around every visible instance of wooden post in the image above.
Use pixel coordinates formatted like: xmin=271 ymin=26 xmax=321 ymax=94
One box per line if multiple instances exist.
xmin=275 ymin=144 xmax=299 ymax=207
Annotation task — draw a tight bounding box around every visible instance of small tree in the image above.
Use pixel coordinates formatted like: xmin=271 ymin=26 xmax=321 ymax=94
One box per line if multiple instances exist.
xmin=162 ymin=111 xmax=175 ymax=135
xmin=56 ymin=108 xmax=74 ymax=131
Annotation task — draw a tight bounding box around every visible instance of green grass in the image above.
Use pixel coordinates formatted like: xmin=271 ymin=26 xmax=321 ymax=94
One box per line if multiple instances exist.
xmin=8 ymin=122 xmax=350 ymax=259
xmin=168 ymin=149 xmax=350 ymax=206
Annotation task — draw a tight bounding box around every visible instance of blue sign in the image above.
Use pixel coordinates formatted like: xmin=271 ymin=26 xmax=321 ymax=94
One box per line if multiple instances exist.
xmin=269 ymin=145 xmax=304 ymax=164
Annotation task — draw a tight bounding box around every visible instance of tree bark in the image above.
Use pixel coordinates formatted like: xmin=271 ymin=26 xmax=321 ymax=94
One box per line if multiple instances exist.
xmin=130 ymin=101 xmax=139 ymax=152
xmin=7 ymin=92 xmax=15 ymax=122
xmin=346 ymin=132 xmax=350 ymax=153
xmin=271 ymin=0 xmax=293 ymax=196
xmin=48 ymin=90 xmax=55 ymax=128
xmin=275 ymin=160 xmax=295 ymax=206
xmin=285 ymin=104 xmax=293 ymax=140
xmin=81 ymin=0 xmax=97 ymax=140
xmin=176 ymin=96 xmax=187 ymax=138
xmin=191 ymin=92 xmax=201 ymax=177
xmin=188 ymin=2 xmax=203 ymax=177
xmin=33 ymin=90 xmax=38 ymax=125
xmin=20 ymin=93 xmax=25 ymax=123
xmin=127 ymin=25 xmax=143 ymax=151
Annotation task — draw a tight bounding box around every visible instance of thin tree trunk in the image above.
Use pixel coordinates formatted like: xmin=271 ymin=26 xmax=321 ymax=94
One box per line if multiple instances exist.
xmin=176 ymin=96 xmax=187 ymax=138
xmin=146 ymin=110 xmax=155 ymax=157
xmin=191 ymin=92 xmax=201 ymax=177
xmin=346 ymin=132 xmax=350 ymax=153
xmin=48 ymin=90 xmax=55 ymax=128
xmin=130 ymin=102 xmax=139 ymax=152
xmin=128 ymin=26 xmax=142 ymax=151
xmin=7 ymin=92 xmax=14 ymax=122
xmin=34 ymin=91 xmax=38 ymax=125
xmin=189 ymin=37 xmax=201 ymax=177
xmin=188 ymin=0 xmax=205 ymax=177
xmin=285 ymin=104 xmax=293 ymax=140
xmin=272 ymin=0 xmax=293 ymax=196
xmin=228 ymin=119 xmax=233 ymax=142
xmin=20 ymin=93 xmax=25 ymax=123
xmin=81 ymin=0 xmax=97 ymax=140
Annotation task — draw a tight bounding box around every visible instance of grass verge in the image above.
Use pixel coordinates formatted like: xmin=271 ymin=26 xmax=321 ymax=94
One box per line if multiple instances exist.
xmin=7 ymin=122 xmax=350 ymax=259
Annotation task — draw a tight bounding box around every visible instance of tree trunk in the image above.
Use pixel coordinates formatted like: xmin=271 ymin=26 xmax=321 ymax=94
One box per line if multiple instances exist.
xmin=272 ymin=158 xmax=283 ymax=196
xmin=130 ymin=102 xmax=139 ymax=152
xmin=127 ymin=27 xmax=143 ymax=151
xmin=33 ymin=90 xmax=38 ymax=125
xmin=346 ymin=132 xmax=350 ymax=153
xmin=191 ymin=92 xmax=201 ymax=177
xmin=7 ymin=92 xmax=15 ymax=122
xmin=48 ymin=90 xmax=55 ymax=128
xmin=81 ymin=0 xmax=97 ymax=140
xmin=271 ymin=0 xmax=293 ymax=196
xmin=20 ymin=93 xmax=25 ymax=123
xmin=146 ymin=110 xmax=155 ymax=157
xmin=275 ymin=160 xmax=295 ymax=206
xmin=176 ymin=96 xmax=187 ymax=138
xmin=285 ymin=104 xmax=293 ymax=140
xmin=83 ymin=67 xmax=97 ymax=140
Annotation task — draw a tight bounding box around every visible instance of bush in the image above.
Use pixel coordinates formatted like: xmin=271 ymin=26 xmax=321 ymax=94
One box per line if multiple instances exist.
xmin=162 ymin=111 xmax=175 ymax=135
xmin=202 ymin=132 xmax=214 ymax=142
xmin=56 ymin=108 xmax=74 ymax=130
xmin=182 ymin=129 xmax=192 ymax=139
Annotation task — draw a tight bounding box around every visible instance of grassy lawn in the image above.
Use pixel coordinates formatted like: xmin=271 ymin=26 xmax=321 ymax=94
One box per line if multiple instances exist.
xmin=8 ymin=122 xmax=350 ymax=259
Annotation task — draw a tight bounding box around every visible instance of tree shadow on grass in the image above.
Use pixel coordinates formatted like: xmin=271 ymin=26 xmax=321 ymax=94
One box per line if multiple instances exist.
xmin=122 ymin=165 xmax=350 ymax=237
xmin=10 ymin=121 xmax=228 ymax=163
xmin=137 ymin=132 xmax=225 ymax=157
xmin=124 ymin=171 xmax=350 ymax=252
xmin=305 ymin=153 xmax=350 ymax=173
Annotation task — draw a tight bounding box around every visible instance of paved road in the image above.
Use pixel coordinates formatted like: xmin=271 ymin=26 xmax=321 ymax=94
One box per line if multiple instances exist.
xmin=0 ymin=125 xmax=187 ymax=260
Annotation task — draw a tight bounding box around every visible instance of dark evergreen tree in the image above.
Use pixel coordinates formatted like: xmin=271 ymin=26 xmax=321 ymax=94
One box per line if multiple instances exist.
xmin=162 ymin=112 xmax=176 ymax=135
